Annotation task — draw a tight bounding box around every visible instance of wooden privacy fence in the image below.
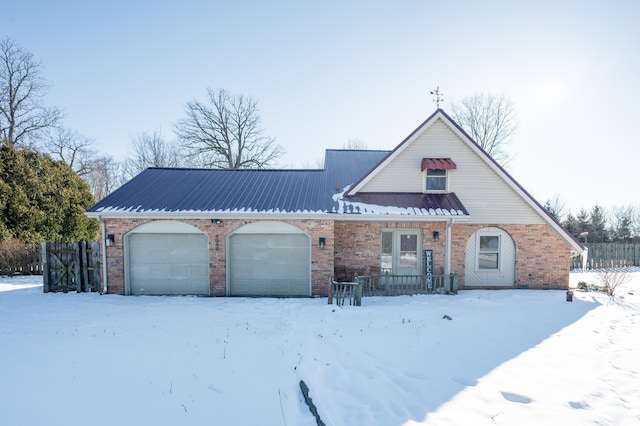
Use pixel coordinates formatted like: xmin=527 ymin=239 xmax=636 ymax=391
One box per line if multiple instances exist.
xmin=571 ymin=243 xmax=640 ymax=270
xmin=41 ymin=241 xmax=100 ymax=293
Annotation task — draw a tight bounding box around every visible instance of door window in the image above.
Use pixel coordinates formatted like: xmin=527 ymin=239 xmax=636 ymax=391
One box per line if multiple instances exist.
xmin=399 ymin=234 xmax=418 ymax=268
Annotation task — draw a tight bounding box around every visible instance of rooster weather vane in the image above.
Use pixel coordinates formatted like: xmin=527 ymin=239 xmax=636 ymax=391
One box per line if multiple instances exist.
xmin=430 ymin=87 xmax=444 ymax=108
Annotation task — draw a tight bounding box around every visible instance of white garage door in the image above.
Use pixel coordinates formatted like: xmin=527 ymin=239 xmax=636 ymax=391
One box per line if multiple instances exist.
xmin=128 ymin=233 xmax=209 ymax=295
xmin=229 ymin=233 xmax=310 ymax=296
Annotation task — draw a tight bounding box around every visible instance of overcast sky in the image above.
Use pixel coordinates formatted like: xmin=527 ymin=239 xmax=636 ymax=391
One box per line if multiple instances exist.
xmin=3 ymin=1 xmax=638 ymax=214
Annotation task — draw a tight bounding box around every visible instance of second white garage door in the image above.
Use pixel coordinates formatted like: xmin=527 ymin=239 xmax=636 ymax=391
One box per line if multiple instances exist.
xmin=229 ymin=231 xmax=310 ymax=296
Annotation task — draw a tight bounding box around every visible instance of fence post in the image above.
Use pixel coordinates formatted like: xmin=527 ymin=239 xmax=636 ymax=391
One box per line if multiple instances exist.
xmin=354 ymin=277 xmax=362 ymax=306
xmin=41 ymin=242 xmax=49 ymax=293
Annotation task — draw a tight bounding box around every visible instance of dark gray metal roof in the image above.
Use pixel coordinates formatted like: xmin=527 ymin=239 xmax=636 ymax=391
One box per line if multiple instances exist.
xmin=88 ymin=149 xmax=469 ymax=217
xmin=341 ymin=193 xmax=469 ymax=216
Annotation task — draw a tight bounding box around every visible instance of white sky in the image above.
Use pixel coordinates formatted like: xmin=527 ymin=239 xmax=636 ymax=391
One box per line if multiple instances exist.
xmin=2 ymin=1 xmax=638 ymax=214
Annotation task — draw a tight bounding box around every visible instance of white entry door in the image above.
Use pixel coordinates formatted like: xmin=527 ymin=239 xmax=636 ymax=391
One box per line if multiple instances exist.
xmin=381 ymin=230 xmax=422 ymax=275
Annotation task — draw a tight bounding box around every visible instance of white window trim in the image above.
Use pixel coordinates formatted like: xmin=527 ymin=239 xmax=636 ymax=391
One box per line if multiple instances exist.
xmin=476 ymin=233 xmax=501 ymax=272
xmin=422 ymin=168 xmax=449 ymax=193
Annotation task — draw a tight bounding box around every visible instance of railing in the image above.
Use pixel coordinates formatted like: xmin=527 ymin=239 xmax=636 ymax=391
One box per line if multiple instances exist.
xmin=328 ymin=273 xmax=458 ymax=306
xmin=328 ymin=280 xmax=362 ymax=306
xmin=359 ymin=273 xmax=458 ymax=296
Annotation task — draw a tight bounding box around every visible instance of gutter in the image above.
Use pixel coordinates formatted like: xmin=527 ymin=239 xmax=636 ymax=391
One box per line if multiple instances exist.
xmin=99 ymin=216 xmax=108 ymax=294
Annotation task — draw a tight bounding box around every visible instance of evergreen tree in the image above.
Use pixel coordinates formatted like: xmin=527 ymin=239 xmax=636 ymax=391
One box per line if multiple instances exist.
xmin=562 ymin=213 xmax=580 ymax=238
xmin=0 ymin=146 xmax=98 ymax=242
xmin=589 ymin=204 xmax=609 ymax=243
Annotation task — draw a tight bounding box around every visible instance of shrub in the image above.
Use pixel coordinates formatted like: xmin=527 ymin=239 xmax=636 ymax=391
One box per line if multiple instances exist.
xmin=594 ymin=268 xmax=632 ymax=297
xmin=0 ymin=239 xmax=39 ymax=276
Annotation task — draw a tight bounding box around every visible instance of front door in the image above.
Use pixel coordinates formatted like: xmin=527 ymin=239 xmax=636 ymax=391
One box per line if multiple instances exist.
xmin=381 ymin=230 xmax=422 ymax=276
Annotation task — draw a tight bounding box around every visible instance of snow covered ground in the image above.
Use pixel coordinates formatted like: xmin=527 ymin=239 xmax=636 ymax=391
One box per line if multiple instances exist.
xmin=1 ymin=271 xmax=638 ymax=426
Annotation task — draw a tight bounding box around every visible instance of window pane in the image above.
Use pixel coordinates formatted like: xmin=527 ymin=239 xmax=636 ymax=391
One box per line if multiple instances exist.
xmin=399 ymin=252 xmax=417 ymax=268
xmin=480 ymin=236 xmax=499 ymax=251
xmin=399 ymin=235 xmax=417 ymax=268
xmin=381 ymin=232 xmax=392 ymax=272
xmin=400 ymin=234 xmax=417 ymax=252
xmin=478 ymin=253 xmax=499 ymax=269
xmin=426 ymin=169 xmax=447 ymax=191
xmin=426 ymin=177 xmax=446 ymax=191
xmin=426 ymin=169 xmax=446 ymax=176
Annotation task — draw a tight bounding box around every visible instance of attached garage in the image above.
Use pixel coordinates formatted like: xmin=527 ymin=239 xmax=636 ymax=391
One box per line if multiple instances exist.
xmin=228 ymin=222 xmax=311 ymax=296
xmin=125 ymin=221 xmax=210 ymax=295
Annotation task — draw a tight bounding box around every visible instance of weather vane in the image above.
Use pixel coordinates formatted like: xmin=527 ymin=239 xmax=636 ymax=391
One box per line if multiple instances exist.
xmin=430 ymin=87 xmax=444 ymax=108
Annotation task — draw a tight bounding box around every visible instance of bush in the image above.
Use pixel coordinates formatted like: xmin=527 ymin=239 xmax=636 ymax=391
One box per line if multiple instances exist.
xmin=595 ymin=268 xmax=632 ymax=297
xmin=576 ymin=281 xmax=589 ymax=291
xmin=0 ymin=239 xmax=39 ymax=276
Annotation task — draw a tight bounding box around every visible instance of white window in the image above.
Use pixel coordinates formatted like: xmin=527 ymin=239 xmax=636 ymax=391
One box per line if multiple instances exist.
xmin=478 ymin=235 xmax=500 ymax=270
xmin=425 ymin=168 xmax=447 ymax=191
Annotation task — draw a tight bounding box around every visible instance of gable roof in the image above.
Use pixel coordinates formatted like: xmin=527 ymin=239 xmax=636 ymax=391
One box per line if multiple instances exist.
xmin=345 ymin=108 xmax=584 ymax=252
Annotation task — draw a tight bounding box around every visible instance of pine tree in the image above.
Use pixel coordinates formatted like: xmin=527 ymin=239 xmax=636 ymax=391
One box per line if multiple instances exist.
xmin=0 ymin=146 xmax=98 ymax=242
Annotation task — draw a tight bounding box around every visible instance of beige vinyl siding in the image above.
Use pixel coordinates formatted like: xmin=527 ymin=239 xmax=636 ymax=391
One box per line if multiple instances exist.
xmin=360 ymin=119 xmax=544 ymax=224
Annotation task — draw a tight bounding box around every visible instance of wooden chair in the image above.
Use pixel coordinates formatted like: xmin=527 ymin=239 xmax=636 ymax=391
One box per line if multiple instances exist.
xmin=334 ymin=265 xmax=349 ymax=282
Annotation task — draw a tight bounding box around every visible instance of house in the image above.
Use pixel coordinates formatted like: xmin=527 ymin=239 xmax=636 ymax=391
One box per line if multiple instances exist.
xmin=86 ymin=109 xmax=584 ymax=296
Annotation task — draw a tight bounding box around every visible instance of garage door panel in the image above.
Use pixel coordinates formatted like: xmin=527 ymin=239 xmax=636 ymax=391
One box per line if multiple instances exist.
xmin=229 ymin=233 xmax=310 ymax=296
xmin=129 ymin=233 xmax=209 ymax=295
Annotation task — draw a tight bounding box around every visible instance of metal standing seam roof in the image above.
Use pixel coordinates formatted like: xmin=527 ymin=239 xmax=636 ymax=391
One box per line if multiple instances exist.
xmin=88 ymin=149 xmax=471 ymax=217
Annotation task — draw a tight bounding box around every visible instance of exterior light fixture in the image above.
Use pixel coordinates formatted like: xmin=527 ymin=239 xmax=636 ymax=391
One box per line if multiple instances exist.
xmin=432 ymin=231 xmax=439 ymax=242
xmin=212 ymin=219 xmax=223 ymax=224
xmin=106 ymin=234 xmax=115 ymax=247
xmin=319 ymin=237 xmax=326 ymax=249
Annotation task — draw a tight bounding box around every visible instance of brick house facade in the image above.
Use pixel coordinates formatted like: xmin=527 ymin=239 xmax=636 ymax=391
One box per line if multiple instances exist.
xmin=87 ymin=109 xmax=583 ymax=296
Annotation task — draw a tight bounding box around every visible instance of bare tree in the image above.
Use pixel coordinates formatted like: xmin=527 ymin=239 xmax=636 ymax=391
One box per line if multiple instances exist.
xmin=544 ymin=193 xmax=569 ymax=222
xmin=175 ymin=88 xmax=284 ymax=169
xmin=451 ymin=93 xmax=517 ymax=166
xmin=0 ymin=38 xmax=62 ymax=147
xmin=39 ymin=127 xmax=97 ymax=176
xmin=83 ymin=155 xmax=123 ymax=201
xmin=343 ymin=138 xmax=368 ymax=150
xmin=122 ymin=129 xmax=184 ymax=179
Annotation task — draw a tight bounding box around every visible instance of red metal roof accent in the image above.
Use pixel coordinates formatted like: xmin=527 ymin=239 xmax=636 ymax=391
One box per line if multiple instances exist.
xmin=421 ymin=158 xmax=457 ymax=171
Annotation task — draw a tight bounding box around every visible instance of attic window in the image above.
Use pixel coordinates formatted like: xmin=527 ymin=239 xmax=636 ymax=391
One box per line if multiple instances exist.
xmin=426 ymin=169 xmax=447 ymax=191
xmin=422 ymin=158 xmax=456 ymax=192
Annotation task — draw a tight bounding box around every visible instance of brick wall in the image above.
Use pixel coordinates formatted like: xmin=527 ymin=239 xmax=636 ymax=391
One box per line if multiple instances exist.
xmin=335 ymin=221 xmax=572 ymax=290
xmin=101 ymin=218 xmax=333 ymax=296
xmin=334 ymin=221 xmax=446 ymax=275
xmin=450 ymin=224 xmax=572 ymax=289
xmin=101 ymin=218 xmax=572 ymax=296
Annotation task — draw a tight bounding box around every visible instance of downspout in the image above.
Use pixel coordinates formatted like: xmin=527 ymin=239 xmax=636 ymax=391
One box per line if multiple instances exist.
xmin=444 ymin=219 xmax=453 ymax=275
xmin=99 ymin=217 xmax=108 ymax=294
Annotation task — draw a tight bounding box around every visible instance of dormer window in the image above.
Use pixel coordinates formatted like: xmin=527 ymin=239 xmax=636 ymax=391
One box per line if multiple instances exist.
xmin=421 ymin=158 xmax=456 ymax=192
